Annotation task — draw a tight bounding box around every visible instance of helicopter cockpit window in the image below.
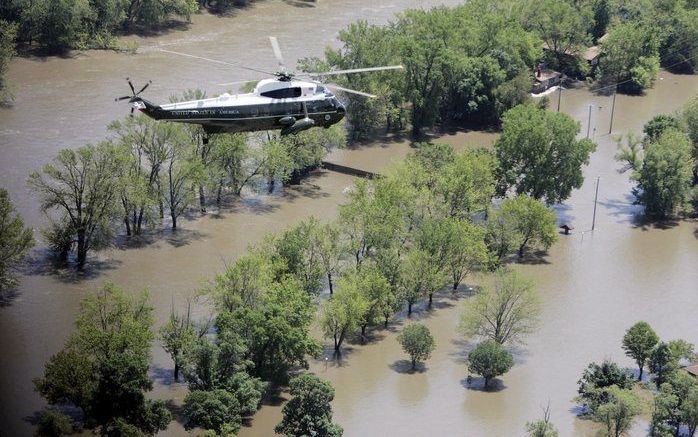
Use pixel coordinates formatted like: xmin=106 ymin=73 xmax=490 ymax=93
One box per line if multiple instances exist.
xmin=260 ymin=87 xmax=302 ymax=99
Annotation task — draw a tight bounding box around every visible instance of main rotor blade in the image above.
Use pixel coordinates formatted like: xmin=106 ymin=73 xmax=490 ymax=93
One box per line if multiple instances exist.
xmin=137 ymin=81 xmax=151 ymax=95
xmin=127 ymin=78 xmax=135 ymax=94
xmin=216 ymin=79 xmax=259 ymax=86
xmin=307 ymin=65 xmax=404 ymax=77
xmin=158 ymin=49 xmax=274 ymax=76
xmin=116 ymin=96 xmax=132 ymax=101
xmin=269 ymin=36 xmax=286 ymax=71
xmin=326 ymin=84 xmax=377 ymax=98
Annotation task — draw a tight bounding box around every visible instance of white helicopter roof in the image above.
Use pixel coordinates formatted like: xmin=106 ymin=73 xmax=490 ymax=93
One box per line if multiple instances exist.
xmin=159 ymin=78 xmax=327 ymax=111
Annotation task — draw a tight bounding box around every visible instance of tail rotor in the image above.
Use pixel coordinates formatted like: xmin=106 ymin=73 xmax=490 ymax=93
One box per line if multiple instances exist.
xmin=115 ymin=78 xmax=152 ymax=115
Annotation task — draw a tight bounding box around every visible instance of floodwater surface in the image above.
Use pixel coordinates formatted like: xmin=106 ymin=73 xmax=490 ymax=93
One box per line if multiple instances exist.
xmin=0 ymin=1 xmax=697 ymax=436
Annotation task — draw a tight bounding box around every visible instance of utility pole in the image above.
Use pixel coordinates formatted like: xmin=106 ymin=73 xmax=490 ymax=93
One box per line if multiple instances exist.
xmin=586 ymin=104 xmax=592 ymax=138
xmin=609 ymin=86 xmax=617 ymax=134
xmin=591 ymin=177 xmax=600 ymax=231
xmin=557 ymin=86 xmax=562 ymax=112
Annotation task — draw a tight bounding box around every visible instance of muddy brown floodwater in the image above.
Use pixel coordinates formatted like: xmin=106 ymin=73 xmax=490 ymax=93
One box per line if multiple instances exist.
xmin=0 ymin=1 xmax=697 ymax=436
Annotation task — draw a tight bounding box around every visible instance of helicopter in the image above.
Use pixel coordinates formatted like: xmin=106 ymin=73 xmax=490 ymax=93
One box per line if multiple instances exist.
xmin=116 ymin=37 xmax=403 ymax=140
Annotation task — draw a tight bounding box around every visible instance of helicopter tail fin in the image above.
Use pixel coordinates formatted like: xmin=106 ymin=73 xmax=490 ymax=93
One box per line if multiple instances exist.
xmin=130 ymin=97 xmax=161 ymax=118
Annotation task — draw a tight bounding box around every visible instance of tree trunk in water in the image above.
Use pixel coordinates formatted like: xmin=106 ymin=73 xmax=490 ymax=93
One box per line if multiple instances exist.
xmin=171 ymin=212 xmax=177 ymax=230
xmin=216 ymin=180 xmax=223 ymax=207
xmin=453 ymin=281 xmax=459 ymax=291
xmin=518 ymin=237 xmax=529 ymax=258
xmin=638 ymin=366 xmax=643 ymax=381
xmin=428 ymin=293 xmax=433 ymax=307
xmin=76 ymin=231 xmax=87 ymax=268
xmin=333 ymin=333 xmax=340 ymax=354
xmin=328 ymin=272 xmax=333 ymax=295
xmin=408 ymin=302 xmax=413 ymax=316
xmin=174 ymin=362 xmax=180 ymax=382
xmin=124 ymin=217 xmax=131 ymax=236
xmin=199 ymin=185 xmax=206 ymax=213
xmin=412 ymin=358 xmax=416 ymax=370
xmin=384 ymin=317 xmax=389 ymax=328
xmin=484 ymin=377 xmax=490 ymax=389
xmin=159 ymin=200 xmax=164 ymax=219
xmin=361 ymin=324 xmax=367 ymax=342
xmin=137 ymin=207 xmax=144 ymax=234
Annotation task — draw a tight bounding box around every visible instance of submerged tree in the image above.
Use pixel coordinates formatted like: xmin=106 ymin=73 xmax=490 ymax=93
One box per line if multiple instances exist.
xmin=0 ymin=188 xmax=34 ymax=297
xmin=468 ymin=340 xmax=514 ymax=389
xmin=621 ymin=321 xmax=659 ymax=381
xmin=495 ymin=104 xmax=596 ymax=204
xmin=34 ymin=283 xmax=171 ymax=434
xmin=397 ymin=323 xmax=436 ymax=370
xmin=321 ymin=282 xmax=368 ymax=355
xmin=460 ymin=268 xmax=541 ymax=345
xmin=275 ymin=374 xmax=343 ymax=437
xmin=28 ymin=141 xmax=123 ymax=267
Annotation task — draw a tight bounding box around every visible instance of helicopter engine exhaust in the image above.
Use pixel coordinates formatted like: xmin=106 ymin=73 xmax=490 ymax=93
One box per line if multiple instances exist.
xmin=281 ymin=117 xmax=315 ymax=135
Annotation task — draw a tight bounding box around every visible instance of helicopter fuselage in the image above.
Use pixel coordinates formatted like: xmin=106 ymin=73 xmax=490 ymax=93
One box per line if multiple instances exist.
xmin=133 ymin=79 xmax=346 ymax=136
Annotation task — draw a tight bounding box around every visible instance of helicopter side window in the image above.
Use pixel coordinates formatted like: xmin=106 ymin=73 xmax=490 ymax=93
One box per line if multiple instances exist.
xmin=260 ymin=87 xmax=302 ymax=99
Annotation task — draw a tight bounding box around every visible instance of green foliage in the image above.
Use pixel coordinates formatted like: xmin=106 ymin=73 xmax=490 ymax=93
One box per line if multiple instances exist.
xmin=33 ymin=282 xmax=171 ymax=434
xmin=183 ymin=389 xmax=241 ymax=434
xmin=599 ymin=21 xmax=660 ymax=93
xmin=486 ymin=195 xmax=558 ymax=262
xmin=460 ymin=268 xmax=541 ymax=345
xmin=576 ymin=360 xmax=633 ymax=413
xmin=523 ymin=0 xmax=591 ymax=72
xmin=275 ymin=374 xmax=343 ymax=437
xmin=621 ymin=321 xmax=659 ymax=380
xmin=321 ymin=279 xmax=368 ymax=354
xmin=226 ymin=276 xmax=320 ymax=382
xmin=593 ymin=386 xmax=641 ymax=437
xmin=632 ymin=129 xmax=694 ymax=218
xmin=397 ymin=323 xmax=436 ymax=369
xmin=648 ymin=340 xmax=695 ymax=389
xmin=0 ymin=188 xmax=35 ymax=295
xmin=643 ymin=114 xmax=681 ymax=142
xmin=313 ymin=2 xmax=540 ymax=136
xmin=525 ymin=404 xmax=558 ymax=437
xmin=495 ymin=104 xmax=596 ymax=204
xmin=267 ymin=217 xmax=325 ymax=295
xmin=467 ymin=340 xmax=514 ymax=388
xmin=398 ymin=247 xmax=447 ymax=314
xmin=418 ymin=216 xmax=488 ymax=291
xmin=651 ymin=371 xmax=698 ymax=437
xmin=436 ymin=148 xmax=497 ymax=218
xmin=0 ymin=19 xmax=17 ymax=104
xmin=660 ymin=8 xmax=698 ymax=73
xmin=28 ymin=141 xmax=124 ymax=267
xmin=209 ymin=253 xmax=273 ymax=312
xmin=159 ymin=305 xmax=198 ymax=382
xmin=36 ymin=408 xmax=73 ymax=437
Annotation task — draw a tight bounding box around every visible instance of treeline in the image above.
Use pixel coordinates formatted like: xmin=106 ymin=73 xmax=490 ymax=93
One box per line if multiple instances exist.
xmin=302 ymin=0 xmax=697 ymax=138
xmin=573 ymin=321 xmax=697 ymax=437
xmin=27 ymin=94 xmax=345 ymax=268
xmin=30 ymin=101 xmax=598 ymax=435
xmin=616 ymin=95 xmax=698 ymax=219
xmin=0 ymin=0 xmax=261 ymax=54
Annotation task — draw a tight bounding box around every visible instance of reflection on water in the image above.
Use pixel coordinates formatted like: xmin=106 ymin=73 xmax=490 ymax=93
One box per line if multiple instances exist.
xmin=0 ymin=1 xmax=697 ymax=436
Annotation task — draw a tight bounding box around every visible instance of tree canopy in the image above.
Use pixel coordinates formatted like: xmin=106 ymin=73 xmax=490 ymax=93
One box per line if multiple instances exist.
xmin=461 ymin=269 xmax=541 ymax=345
xmin=34 ymin=282 xmax=171 ymax=435
xmin=495 ymin=104 xmax=596 ymax=204
xmin=468 ymin=340 xmax=514 ymax=389
xmin=397 ymin=323 xmax=436 ymax=370
xmin=0 ymin=188 xmax=34 ymax=297
xmin=275 ymin=374 xmax=343 ymax=437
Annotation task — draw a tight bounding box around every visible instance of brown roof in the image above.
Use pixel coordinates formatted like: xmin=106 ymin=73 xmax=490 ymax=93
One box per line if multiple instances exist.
xmin=535 ymin=68 xmax=562 ymax=82
xmin=584 ymin=45 xmax=602 ymax=61
xmin=685 ymin=364 xmax=698 ymax=377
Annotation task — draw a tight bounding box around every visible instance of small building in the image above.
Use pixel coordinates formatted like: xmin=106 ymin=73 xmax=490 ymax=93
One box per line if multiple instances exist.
xmin=684 ymin=363 xmax=698 ymax=378
xmin=532 ymin=66 xmax=563 ymax=94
